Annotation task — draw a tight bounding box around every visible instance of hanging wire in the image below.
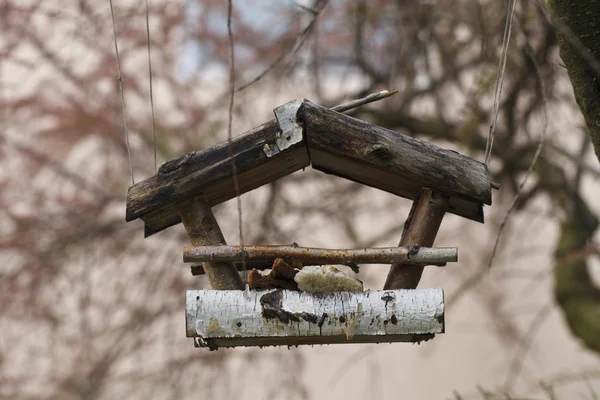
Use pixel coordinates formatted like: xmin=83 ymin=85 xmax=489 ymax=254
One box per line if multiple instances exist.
xmin=484 ymin=0 xmax=518 ymax=166
xmin=109 ymin=0 xmax=135 ymax=185
xmin=486 ymin=42 xmax=547 ymax=272
xmin=144 ymin=0 xmax=157 ymax=172
xmin=227 ymin=0 xmax=246 ymax=273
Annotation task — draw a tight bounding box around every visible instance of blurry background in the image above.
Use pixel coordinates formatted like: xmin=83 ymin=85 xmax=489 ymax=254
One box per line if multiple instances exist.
xmin=1 ymin=0 xmax=600 ymax=398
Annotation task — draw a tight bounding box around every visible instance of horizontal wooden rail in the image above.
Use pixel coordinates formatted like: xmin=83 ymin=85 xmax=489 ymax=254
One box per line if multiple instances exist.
xmin=183 ymin=245 xmax=457 ymax=265
xmin=186 ymin=288 xmax=444 ymax=349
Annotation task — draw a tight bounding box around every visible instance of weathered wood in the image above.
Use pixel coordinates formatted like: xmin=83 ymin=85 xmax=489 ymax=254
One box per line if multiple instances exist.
xmin=126 ymin=117 xmax=310 ymax=235
xmin=384 ymin=188 xmax=449 ymax=290
xmin=127 ymin=93 xmax=398 ymax=236
xmin=302 ymin=100 xmax=491 ymax=222
xmin=127 ymin=96 xmax=492 ymax=236
xmin=186 ymin=288 xmax=444 ymax=349
xmin=183 ymin=244 xmax=457 ymax=265
xmin=179 ymin=197 xmax=244 ymax=290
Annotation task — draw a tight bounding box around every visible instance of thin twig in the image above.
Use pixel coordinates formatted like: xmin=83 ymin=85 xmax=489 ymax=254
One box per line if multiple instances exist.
xmin=0 ymin=136 xmax=114 ymax=201
xmin=484 ymin=0 xmax=518 ymax=165
xmin=573 ymin=135 xmax=591 ymax=197
xmin=331 ymin=90 xmax=398 ymax=113
xmin=556 ymin=241 xmax=600 ymax=266
xmin=487 ymin=41 xmax=547 ymax=272
xmin=108 ymin=0 xmax=134 ymax=185
xmin=227 ymin=0 xmax=246 ymax=272
xmin=584 ymin=376 xmax=600 ymax=400
xmin=235 ymin=0 xmax=328 ymax=92
xmin=328 ymin=347 xmax=373 ymax=389
xmin=294 ymin=2 xmax=319 ymax=15
xmin=183 ymin=245 xmax=458 ymax=265
xmin=502 ymin=304 xmax=553 ymax=392
xmin=145 ymin=0 xmax=157 ymax=172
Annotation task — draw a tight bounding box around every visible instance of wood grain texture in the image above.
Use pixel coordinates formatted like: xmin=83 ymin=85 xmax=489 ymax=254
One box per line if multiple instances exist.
xmin=186 ymin=288 xmax=444 ymax=349
xmin=179 ymin=197 xmax=244 ymax=290
xmin=384 ymin=189 xmax=449 ymax=290
xmin=303 ymin=100 xmax=491 ymax=222
xmin=126 ymin=118 xmax=310 ymax=235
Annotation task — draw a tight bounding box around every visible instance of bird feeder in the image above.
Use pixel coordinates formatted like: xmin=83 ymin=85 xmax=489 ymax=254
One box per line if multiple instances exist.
xmin=125 ymin=93 xmax=494 ymax=350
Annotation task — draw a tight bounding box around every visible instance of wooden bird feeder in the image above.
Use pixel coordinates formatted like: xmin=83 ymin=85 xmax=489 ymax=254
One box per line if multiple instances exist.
xmin=125 ymin=93 xmax=494 ymax=350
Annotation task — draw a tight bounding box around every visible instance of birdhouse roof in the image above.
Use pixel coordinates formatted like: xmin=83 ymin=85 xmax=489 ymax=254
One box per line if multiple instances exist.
xmin=126 ymin=99 xmax=492 ymax=236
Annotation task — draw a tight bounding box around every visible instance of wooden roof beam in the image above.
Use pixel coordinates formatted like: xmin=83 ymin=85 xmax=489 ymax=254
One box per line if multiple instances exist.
xmin=126 ymin=101 xmax=310 ymax=235
xmin=126 ymin=97 xmax=492 ymax=236
xmin=302 ymin=100 xmax=491 ymax=222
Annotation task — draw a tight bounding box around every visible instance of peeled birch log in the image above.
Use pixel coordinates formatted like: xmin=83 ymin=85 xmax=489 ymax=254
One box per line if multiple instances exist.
xmin=186 ymin=288 xmax=444 ymax=349
xmin=183 ymin=245 xmax=457 ymax=265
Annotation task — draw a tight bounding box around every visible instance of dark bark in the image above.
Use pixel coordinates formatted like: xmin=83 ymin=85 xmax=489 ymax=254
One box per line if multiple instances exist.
xmin=127 ymin=118 xmax=310 ymax=235
xmin=548 ymin=0 xmax=600 ymax=162
xmin=546 ymin=0 xmax=600 ymax=354
xmin=127 ymin=99 xmax=492 ymax=237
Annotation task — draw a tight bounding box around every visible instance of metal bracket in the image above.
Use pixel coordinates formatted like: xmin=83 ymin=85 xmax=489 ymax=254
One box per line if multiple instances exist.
xmin=263 ymin=98 xmax=304 ymax=158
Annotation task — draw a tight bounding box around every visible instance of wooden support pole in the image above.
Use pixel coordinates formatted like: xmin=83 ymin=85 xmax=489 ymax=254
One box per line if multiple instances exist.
xmin=384 ymin=188 xmax=449 ymax=290
xmin=127 ymin=97 xmax=492 ymax=236
xmin=183 ymin=245 xmax=457 ymax=265
xmin=179 ymin=197 xmax=244 ymax=290
xmin=186 ymin=288 xmax=444 ymax=349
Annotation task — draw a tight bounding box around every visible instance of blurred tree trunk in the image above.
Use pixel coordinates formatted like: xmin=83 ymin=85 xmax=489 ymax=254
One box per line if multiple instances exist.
xmin=548 ymin=0 xmax=600 ymax=162
xmin=554 ymin=194 xmax=600 ymax=353
xmin=547 ymin=0 xmax=600 ymax=354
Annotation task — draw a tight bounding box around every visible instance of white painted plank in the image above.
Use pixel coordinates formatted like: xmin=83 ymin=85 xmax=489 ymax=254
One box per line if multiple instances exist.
xmin=186 ymin=289 xmax=444 ymax=349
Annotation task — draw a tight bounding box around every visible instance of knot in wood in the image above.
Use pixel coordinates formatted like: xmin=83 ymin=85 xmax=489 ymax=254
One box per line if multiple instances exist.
xmin=158 ymin=152 xmax=195 ymax=174
xmin=364 ymin=144 xmax=393 ymax=164
xmin=407 ymin=244 xmax=420 ymax=258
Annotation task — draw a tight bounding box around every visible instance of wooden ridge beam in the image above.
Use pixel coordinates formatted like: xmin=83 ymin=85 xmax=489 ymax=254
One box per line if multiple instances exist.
xmin=126 ymin=97 xmax=492 ymax=236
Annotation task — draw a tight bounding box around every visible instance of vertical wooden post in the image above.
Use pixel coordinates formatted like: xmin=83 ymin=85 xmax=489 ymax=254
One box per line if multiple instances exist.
xmin=179 ymin=197 xmax=245 ymax=290
xmin=383 ymin=188 xmax=449 ymax=290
